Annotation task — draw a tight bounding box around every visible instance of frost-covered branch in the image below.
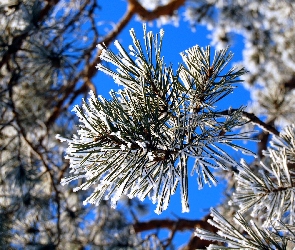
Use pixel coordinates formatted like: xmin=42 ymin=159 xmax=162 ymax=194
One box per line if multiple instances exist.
xmin=195 ymin=125 xmax=295 ymax=248
xmin=216 ymin=109 xmax=280 ymax=136
xmin=195 ymin=208 xmax=294 ymax=250
xmin=46 ymin=0 xmax=186 ymax=127
xmin=59 ymin=26 xmax=253 ymax=214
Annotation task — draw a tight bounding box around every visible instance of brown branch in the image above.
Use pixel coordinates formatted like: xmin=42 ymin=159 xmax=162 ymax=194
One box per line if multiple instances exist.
xmin=129 ymin=0 xmax=185 ymax=21
xmin=12 ymin=125 xmax=62 ymax=246
xmin=241 ymin=111 xmax=280 ymax=136
xmin=88 ymin=0 xmax=186 ymax=75
xmin=257 ymin=131 xmax=271 ymax=158
xmin=8 ymin=73 xmax=62 ymax=246
xmin=87 ymin=1 xmax=136 ymax=78
xmin=134 ymin=215 xmax=218 ymax=249
xmin=256 ymin=118 xmax=276 ymax=158
xmin=217 ymin=109 xmax=281 ymax=158
xmin=163 ymin=222 xmax=177 ymax=248
xmin=133 ymin=218 xmax=212 ymax=233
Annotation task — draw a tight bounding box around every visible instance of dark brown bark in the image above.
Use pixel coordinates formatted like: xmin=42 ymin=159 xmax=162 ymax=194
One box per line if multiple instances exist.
xmin=134 ymin=215 xmax=218 ymax=249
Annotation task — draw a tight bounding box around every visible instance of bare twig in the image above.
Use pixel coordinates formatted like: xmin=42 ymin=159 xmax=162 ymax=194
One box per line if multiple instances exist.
xmin=128 ymin=0 xmax=185 ymax=21
xmin=163 ymin=222 xmax=177 ymax=248
xmin=241 ymin=111 xmax=280 ymax=136
xmin=133 ymin=218 xmax=209 ymax=233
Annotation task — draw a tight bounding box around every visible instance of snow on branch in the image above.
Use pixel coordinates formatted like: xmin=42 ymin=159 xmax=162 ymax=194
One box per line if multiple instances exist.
xmin=195 ymin=125 xmax=295 ymax=248
xmin=59 ymin=25 xmax=253 ymax=214
xmin=195 ymin=208 xmax=293 ymax=250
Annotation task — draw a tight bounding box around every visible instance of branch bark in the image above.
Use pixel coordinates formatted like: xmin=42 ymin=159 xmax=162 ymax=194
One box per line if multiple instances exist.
xmin=133 ymin=215 xmax=218 ymax=249
xmin=128 ymin=0 xmax=185 ymax=21
xmin=240 ymin=111 xmax=280 ymax=136
xmin=133 ymin=218 xmax=205 ymax=232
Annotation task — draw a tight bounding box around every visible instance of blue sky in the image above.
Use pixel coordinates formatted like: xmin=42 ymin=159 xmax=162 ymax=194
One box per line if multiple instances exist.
xmin=89 ymin=0 xmax=253 ymax=247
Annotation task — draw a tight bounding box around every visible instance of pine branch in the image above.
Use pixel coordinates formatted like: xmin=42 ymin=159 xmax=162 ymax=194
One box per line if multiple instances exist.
xmin=60 ymin=28 xmax=253 ymax=214
xmin=196 ymin=208 xmax=293 ymax=249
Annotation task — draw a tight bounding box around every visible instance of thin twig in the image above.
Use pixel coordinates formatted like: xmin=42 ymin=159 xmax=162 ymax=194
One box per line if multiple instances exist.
xmin=216 ymin=109 xmax=280 ymax=136
xmin=241 ymin=111 xmax=280 ymax=136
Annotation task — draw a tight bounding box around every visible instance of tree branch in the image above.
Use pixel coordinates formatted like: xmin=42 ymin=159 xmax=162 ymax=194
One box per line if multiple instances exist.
xmin=0 ymin=0 xmax=61 ymax=70
xmin=134 ymin=216 xmax=218 ymax=249
xmin=128 ymin=0 xmax=185 ymax=21
xmin=216 ymin=109 xmax=280 ymax=136
xmin=46 ymin=0 xmax=186 ymax=127
xmin=8 ymin=72 xmax=62 ymax=246
xmin=241 ymin=111 xmax=280 ymax=136
xmin=133 ymin=218 xmax=212 ymax=233
xmin=46 ymin=1 xmax=135 ymax=126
